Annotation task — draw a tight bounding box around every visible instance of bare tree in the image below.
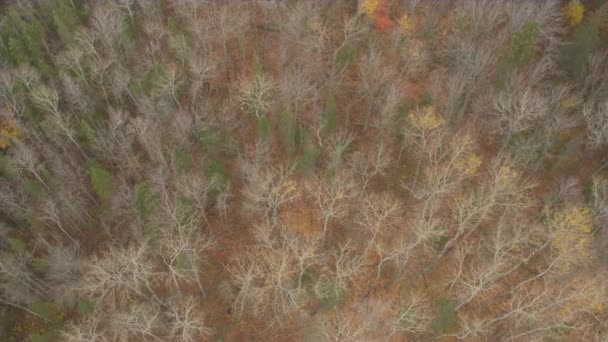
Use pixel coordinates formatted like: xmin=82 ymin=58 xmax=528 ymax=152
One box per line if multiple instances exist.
xmin=328 ymin=17 xmax=367 ymax=89
xmin=401 ymin=105 xmax=446 ymax=188
xmin=211 ymin=3 xmax=249 ymax=80
xmin=255 ymin=244 xmax=305 ymax=321
xmin=422 ymin=158 xmax=534 ymax=274
xmin=109 ymin=302 xmax=163 ymax=342
xmin=389 ymin=199 xmax=447 ymax=276
xmin=405 ymin=122 xmax=476 ymax=204
xmin=59 ymin=72 xmax=89 ymax=111
xmin=307 ymin=170 xmax=355 ymax=241
xmin=356 ymin=192 xmax=401 ymax=260
xmin=81 ymin=242 xmax=158 ymax=306
xmin=349 ymin=141 xmax=390 ymax=195
xmin=377 ymin=83 xmax=403 ymax=131
xmin=153 ymin=64 xmax=183 ymax=111
xmin=165 ymin=297 xmax=212 ymax=341
xmin=176 ymin=172 xmax=221 ymax=219
xmin=188 ymin=53 xmax=217 ymax=110
xmin=215 ymin=181 xmax=232 ymax=222
xmin=395 ymin=36 xmax=430 ymax=80
xmin=242 ymin=165 xmax=297 ymax=224
xmin=74 ymin=27 xmax=103 ymax=66
xmin=450 ymin=222 xmax=527 ymax=310
xmin=0 ymin=251 xmax=47 ymax=306
xmin=451 ymin=276 xmax=606 ymax=340
xmin=61 ymin=317 xmax=104 ymax=342
xmin=278 ymin=65 xmax=318 ymax=117
xmin=128 ymin=117 xmax=167 ymax=167
xmin=159 ymin=204 xmax=214 ymax=298
xmin=319 ymin=309 xmax=367 ymax=342
xmin=40 ymin=242 xmax=83 ymax=307
xmin=388 ymin=293 xmax=432 ymax=338
xmin=10 ymin=142 xmax=50 ymax=190
xmin=229 ymin=247 xmax=296 ymax=321
xmin=116 ymin=0 xmax=135 ymax=26
xmin=56 ymin=47 xmax=89 ymax=86
xmin=278 ymin=2 xmax=321 ymax=69
xmin=590 ymin=176 xmax=608 ymax=228
xmin=0 ymin=181 xmax=31 ymax=222
xmin=330 ymin=242 xmax=369 ymax=293
xmin=229 ymin=222 xmax=323 ymax=322
xmin=227 ymin=255 xmax=260 ymax=319
xmin=236 ymin=72 xmax=274 ymax=119
xmin=328 ymin=130 xmax=354 ymax=172
xmin=30 ymin=85 xmax=86 ymax=157
xmin=1 ymin=1 xmax=606 ymax=340
xmin=583 ymin=100 xmax=608 ymax=149
xmin=90 ymin=1 xmax=125 ymax=55
xmin=284 ymin=232 xmax=324 ymax=290
xmin=358 ymin=44 xmax=395 ymax=128
xmin=40 ymin=199 xmax=78 ymax=244
xmin=492 ymin=87 xmax=549 ymax=138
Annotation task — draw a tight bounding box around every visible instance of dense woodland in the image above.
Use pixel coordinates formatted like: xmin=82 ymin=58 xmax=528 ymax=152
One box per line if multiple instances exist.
xmin=0 ymin=0 xmax=607 ymax=341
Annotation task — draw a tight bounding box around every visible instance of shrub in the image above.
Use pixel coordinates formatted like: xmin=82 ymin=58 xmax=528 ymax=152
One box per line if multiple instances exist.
xmin=279 ymin=103 xmax=300 ymax=154
xmin=252 ymin=52 xmax=263 ymax=78
xmin=139 ymin=64 xmax=166 ymax=96
xmin=23 ymin=177 xmax=46 ymax=199
xmin=336 ymin=44 xmax=356 ymax=68
xmin=31 ymin=257 xmax=49 ymax=273
xmin=560 ymin=15 xmax=600 ymax=79
xmin=172 ymin=146 xmax=193 ymax=173
xmin=420 ymin=93 xmax=434 ymax=107
xmin=497 ymin=22 xmax=539 ymax=84
xmin=198 ymin=127 xmax=219 ymax=153
xmin=134 ymin=181 xmax=158 ymax=221
xmin=256 ymin=115 xmax=272 ymax=140
xmin=29 ymin=301 xmax=65 ymax=321
xmin=328 ymin=132 xmax=352 ymax=172
xmin=7 ymin=237 xmax=26 ymax=253
xmin=323 ymin=94 xmax=338 ymax=133
xmin=505 ymin=22 xmax=540 ymax=68
xmin=30 ymin=330 xmax=60 ymax=342
xmin=76 ymin=299 xmax=95 ymax=315
xmin=431 ymin=298 xmax=457 ymax=334
xmin=0 ymin=7 xmax=50 ymax=74
xmin=51 ymin=0 xmax=82 ymax=45
xmin=314 ymin=279 xmax=343 ymax=312
xmin=207 ymin=159 xmax=227 ymax=184
xmin=298 ymin=141 xmax=320 ymax=171
xmin=87 ymin=160 xmax=113 ymax=201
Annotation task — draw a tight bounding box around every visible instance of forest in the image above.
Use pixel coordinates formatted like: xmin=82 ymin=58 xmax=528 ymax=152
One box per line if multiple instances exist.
xmin=0 ymin=0 xmax=607 ymax=341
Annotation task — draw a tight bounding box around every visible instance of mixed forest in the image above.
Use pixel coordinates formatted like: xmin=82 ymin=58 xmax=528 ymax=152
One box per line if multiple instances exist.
xmin=0 ymin=0 xmax=607 ymax=341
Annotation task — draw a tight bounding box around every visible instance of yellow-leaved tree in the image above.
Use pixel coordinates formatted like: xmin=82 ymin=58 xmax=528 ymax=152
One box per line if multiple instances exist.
xmin=0 ymin=118 xmax=18 ymax=149
xmin=399 ymin=12 xmax=410 ymax=33
xmin=565 ymin=0 xmax=585 ymax=27
xmin=551 ymin=205 xmax=594 ymax=271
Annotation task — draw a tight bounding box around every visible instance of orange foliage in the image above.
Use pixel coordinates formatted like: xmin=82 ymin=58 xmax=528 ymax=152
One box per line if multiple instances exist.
xmin=362 ymin=0 xmax=393 ymax=31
